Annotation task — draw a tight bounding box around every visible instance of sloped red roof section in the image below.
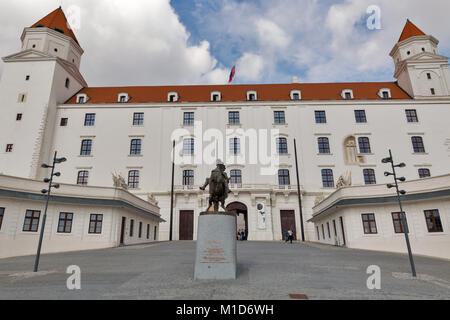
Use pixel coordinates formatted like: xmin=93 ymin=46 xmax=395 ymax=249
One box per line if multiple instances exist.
xmin=31 ymin=7 xmax=79 ymax=44
xmin=398 ymin=20 xmax=426 ymax=42
xmin=65 ymin=82 xmax=411 ymax=104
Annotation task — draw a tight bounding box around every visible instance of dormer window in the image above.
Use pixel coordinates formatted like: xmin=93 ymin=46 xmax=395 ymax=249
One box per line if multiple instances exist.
xmin=118 ymin=93 xmax=129 ymax=103
xmin=247 ymin=91 xmax=257 ymax=101
xmin=211 ymin=91 xmax=221 ymax=102
xmin=341 ymin=89 xmax=354 ymax=100
xmin=167 ymin=92 xmax=179 ymax=102
xmin=378 ymin=88 xmax=391 ymax=99
xmin=76 ymin=94 xmax=88 ymax=104
xmin=290 ymin=90 xmax=301 ymax=100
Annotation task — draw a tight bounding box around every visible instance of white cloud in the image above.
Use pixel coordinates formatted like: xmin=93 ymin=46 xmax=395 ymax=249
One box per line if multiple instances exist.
xmin=0 ymin=0 xmax=229 ymax=86
xmin=237 ymin=53 xmax=265 ymax=82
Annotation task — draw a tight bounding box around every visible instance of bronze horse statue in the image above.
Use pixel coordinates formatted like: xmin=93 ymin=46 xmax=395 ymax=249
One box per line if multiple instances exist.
xmin=200 ymin=160 xmax=231 ymax=212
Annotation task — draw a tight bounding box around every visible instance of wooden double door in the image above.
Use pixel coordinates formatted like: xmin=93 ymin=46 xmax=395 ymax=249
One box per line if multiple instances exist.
xmin=179 ymin=210 xmax=194 ymax=240
xmin=280 ymin=210 xmax=297 ymax=240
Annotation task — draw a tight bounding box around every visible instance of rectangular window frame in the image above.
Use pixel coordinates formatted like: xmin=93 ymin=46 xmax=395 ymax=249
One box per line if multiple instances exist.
xmin=57 ymin=212 xmax=73 ymax=233
xmin=23 ymin=210 xmax=41 ymax=232
xmin=424 ymin=209 xmax=443 ymax=233
xmin=89 ymin=214 xmax=103 ymax=234
xmin=361 ymin=213 xmax=377 ymax=234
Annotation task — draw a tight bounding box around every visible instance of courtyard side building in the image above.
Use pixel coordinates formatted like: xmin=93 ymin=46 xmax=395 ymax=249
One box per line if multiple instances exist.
xmin=1 ymin=9 xmax=450 ymax=247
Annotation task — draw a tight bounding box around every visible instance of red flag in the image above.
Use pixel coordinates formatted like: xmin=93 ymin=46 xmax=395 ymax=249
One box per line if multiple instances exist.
xmin=228 ymin=65 xmax=236 ymax=83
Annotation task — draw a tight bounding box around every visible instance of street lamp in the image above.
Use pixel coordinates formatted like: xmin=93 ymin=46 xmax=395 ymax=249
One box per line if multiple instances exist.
xmin=34 ymin=151 xmax=66 ymax=272
xmin=382 ymin=149 xmax=417 ymax=277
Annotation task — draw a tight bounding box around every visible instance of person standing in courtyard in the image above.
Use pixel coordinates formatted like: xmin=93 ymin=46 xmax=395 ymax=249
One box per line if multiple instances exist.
xmin=287 ymin=229 xmax=293 ymax=243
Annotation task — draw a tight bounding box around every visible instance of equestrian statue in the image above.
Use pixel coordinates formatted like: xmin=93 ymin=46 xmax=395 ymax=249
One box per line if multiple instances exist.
xmin=200 ymin=159 xmax=231 ymax=212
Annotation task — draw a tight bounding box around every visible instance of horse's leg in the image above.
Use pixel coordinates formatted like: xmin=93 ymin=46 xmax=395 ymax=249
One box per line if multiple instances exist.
xmin=214 ymin=201 xmax=219 ymax=212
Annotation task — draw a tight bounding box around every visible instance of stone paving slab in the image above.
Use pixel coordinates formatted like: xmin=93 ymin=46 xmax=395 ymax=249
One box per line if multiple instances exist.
xmin=0 ymin=241 xmax=449 ymax=300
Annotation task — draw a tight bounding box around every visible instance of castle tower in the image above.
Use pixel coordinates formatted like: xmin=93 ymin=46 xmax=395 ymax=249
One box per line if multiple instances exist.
xmin=0 ymin=7 xmax=87 ymax=179
xmin=390 ymin=19 xmax=450 ymax=98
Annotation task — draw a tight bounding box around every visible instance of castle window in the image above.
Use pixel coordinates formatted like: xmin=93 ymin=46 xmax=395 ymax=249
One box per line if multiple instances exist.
xmin=418 ymin=168 xmax=431 ymax=179
xmin=422 ymin=47 xmax=425 ymax=52
xmin=60 ymin=118 xmax=68 ymax=126
xmin=183 ymin=170 xmax=194 ymax=186
xmin=65 ymin=78 xmax=70 ymax=88
xmin=23 ymin=210 xmax=41 ymax=232
xmin=362 ymin=214 xmax=377 ymax=234
xmin=321 ymin=169 xmax=334 ymax=188
xmin=274 ymin=111 xmax=285 ymax=124
xmin=183 ymin=112 xmax=194 ymax=126
xmin=76 ymin=94 xmax=88 ymax=104
xmin=278 ymin=169 xmax=290 ymax=185
xmin=378 ymin=88 xmax=391 ymax=99
xmin=290 ymin=90 xmax=301 ymax=100
xmin=354 ymin=110 xmax=367 ymax=123
xmin=228 ymin=111 xmax=240 ymax=125
xmin=230 ymin=169 xmax=242 ymax=185
xmin=84 ymin=113 xmax=96 ymax=126
xmin=318 ymin=137 xmax=330 ymax=154
xmin=128 ymin=170 xmax=140 ymax=189
xmin=405 ymin=109 xmax=418 ymax=122
xmin=424 ymin=210 xmax=443 ymax=233
xmin=80 ymin=140 xmax=92 ymax=156
xmin=341 ymin=89 xmax=354 ymax=100
xmin=183 ymin=138 xmax=194 ymax=155
xmin=54 ymin=48 xmax=58 ymax=53
xmin=392 ymin=212 xmax=408 ymax=233
xmin=16 ymin=113 xmax=23 ymax=121
xmin=430 ymin=88 xmax=435 ymax=95
xmin=18 ymin=93 xmax=26 ymax=103
xmin=358 ymin=137 xmax=371 ymax=154
xmin=407 ymin=51 xmax=410 ymax=55
xmin=168 ymin=92 xmax=179 ymax=102
xmin=411 ymin=136 xmax=425 ymax=153
xmin=57 ymin=213 xmax=73 ymax=233
xmin=133 ymin=113 xmax=144 ymax=126
xmin=5 ymin=144 xmax=13 ymax=153
xmin=246 ymin=91 xmax=257 ymax=101
xmin=427 ymin=73 xmax=431 ymax=80
xmin=211 ymin=91 xmax=221 ymax=102
xmin=89 ymin=214 xmax=103 ymax=234
xmin=130 ymin=219 xmax=134 ymax=237
xmin=54 ymin=27 xmax=65 ymax=34
xmin=130 ymin=139 xmax=142 ymax=155
xmin=276 ymin=137 xmax=288 ymax=154
xmin=315 ymin=110 xmax=326 ymax=124
xmin=363 ymin=169 xmax=376 ymax=185
xmin=139 ymin=222 xmax=142 ymax=238
xmin=229 ymin=137 xmax=240 ymax=155
xmin=118 ymin=93 xmax=129 ymax=103
xmin=26 ymin=75 xmax=30 ymax=81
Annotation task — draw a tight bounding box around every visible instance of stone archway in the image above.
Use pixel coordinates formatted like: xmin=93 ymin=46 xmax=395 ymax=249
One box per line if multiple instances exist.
xmin=226 ymin=202 xmax=248 ymax=241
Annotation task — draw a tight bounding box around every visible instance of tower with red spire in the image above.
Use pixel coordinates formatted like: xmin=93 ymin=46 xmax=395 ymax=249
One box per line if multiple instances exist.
xmin=390 ymin=19 xmax=450 ymax=98
xmin=0 ymin=7 xmax=87 ymax=179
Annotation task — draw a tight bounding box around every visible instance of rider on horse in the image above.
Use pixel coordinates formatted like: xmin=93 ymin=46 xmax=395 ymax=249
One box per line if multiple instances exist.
xmin=200 ymin=159 xmax=231 ymax=212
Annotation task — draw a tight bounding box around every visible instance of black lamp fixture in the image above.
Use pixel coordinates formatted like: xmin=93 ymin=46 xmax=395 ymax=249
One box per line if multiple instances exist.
xmin=382 ymin=149 xmax=416 ymax=277
xmin=34 ymin=151 xmax=66 ymax=272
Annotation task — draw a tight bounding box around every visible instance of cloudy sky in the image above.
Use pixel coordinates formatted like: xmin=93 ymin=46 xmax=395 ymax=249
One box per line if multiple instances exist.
xmin=0 ymin=0 xmax=449 ymax=86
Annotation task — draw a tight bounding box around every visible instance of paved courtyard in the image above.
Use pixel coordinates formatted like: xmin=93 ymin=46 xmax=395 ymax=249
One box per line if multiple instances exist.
xmin=0 ymin=241 xmax=449 ymax=300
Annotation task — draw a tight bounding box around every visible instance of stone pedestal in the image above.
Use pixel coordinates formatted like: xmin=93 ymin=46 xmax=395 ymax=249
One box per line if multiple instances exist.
xmin=194 ymin=212 xmax=237 ymax=280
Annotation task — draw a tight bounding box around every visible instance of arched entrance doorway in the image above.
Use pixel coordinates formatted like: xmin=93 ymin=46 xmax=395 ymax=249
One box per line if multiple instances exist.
xmin=226 ymin=202 xmax=248 ymax=241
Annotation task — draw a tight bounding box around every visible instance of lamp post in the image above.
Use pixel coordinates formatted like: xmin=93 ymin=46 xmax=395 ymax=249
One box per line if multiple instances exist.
xmin=34 ymin=151 xmax=66 ymax=272
xmin=382 ymin=149 xmax=417 ymax=277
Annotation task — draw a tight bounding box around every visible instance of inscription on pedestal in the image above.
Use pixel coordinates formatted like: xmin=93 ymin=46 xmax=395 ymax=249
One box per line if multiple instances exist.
xmin=201 ymin=241 xmax=228 ymax=263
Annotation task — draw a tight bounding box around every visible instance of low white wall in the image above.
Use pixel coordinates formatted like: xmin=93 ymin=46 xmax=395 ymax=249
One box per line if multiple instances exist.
xmin=312 ymin=199 xmax=450 ymax=260
xmin=0 ymin=198 xmax=160 ymax=259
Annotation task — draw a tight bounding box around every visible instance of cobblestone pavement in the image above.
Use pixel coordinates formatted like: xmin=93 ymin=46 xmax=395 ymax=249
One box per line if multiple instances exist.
xmin=0 ymin=241 xmax=449 ymax=300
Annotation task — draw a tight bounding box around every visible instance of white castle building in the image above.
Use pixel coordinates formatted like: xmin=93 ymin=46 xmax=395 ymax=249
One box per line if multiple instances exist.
xmin=0 ymin=8 xmax=449 ymax=259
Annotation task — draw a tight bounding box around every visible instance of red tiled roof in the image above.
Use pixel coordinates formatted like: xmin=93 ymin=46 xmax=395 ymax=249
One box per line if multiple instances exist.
xmin=31 ymin=7 xmax=79 ymax=45
xmin=398 ymin=20 xmax=426 ymax=42
xmin=65 ymin=82 xmax=411 ymax=104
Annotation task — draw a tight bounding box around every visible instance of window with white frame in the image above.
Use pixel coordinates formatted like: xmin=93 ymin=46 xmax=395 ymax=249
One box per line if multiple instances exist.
xmin=341 ymin=89 xmax=354 ymax=100
xmin=168 ymin=92 xmax=179 ymax=102
xmin=246 ymin=91 xmax=257 ymax=101
xmin=76 ymin=94 xmax=88 ymax=104
xmin=378 ymin=88 xmax=391 ymax=99
xmin=118 ymin=93 xmax=129 ymax=103
xmin=290 ymin=90 xmax=301 ymax=100
xmin=211 ymin=91 xmax=221 ymax=102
